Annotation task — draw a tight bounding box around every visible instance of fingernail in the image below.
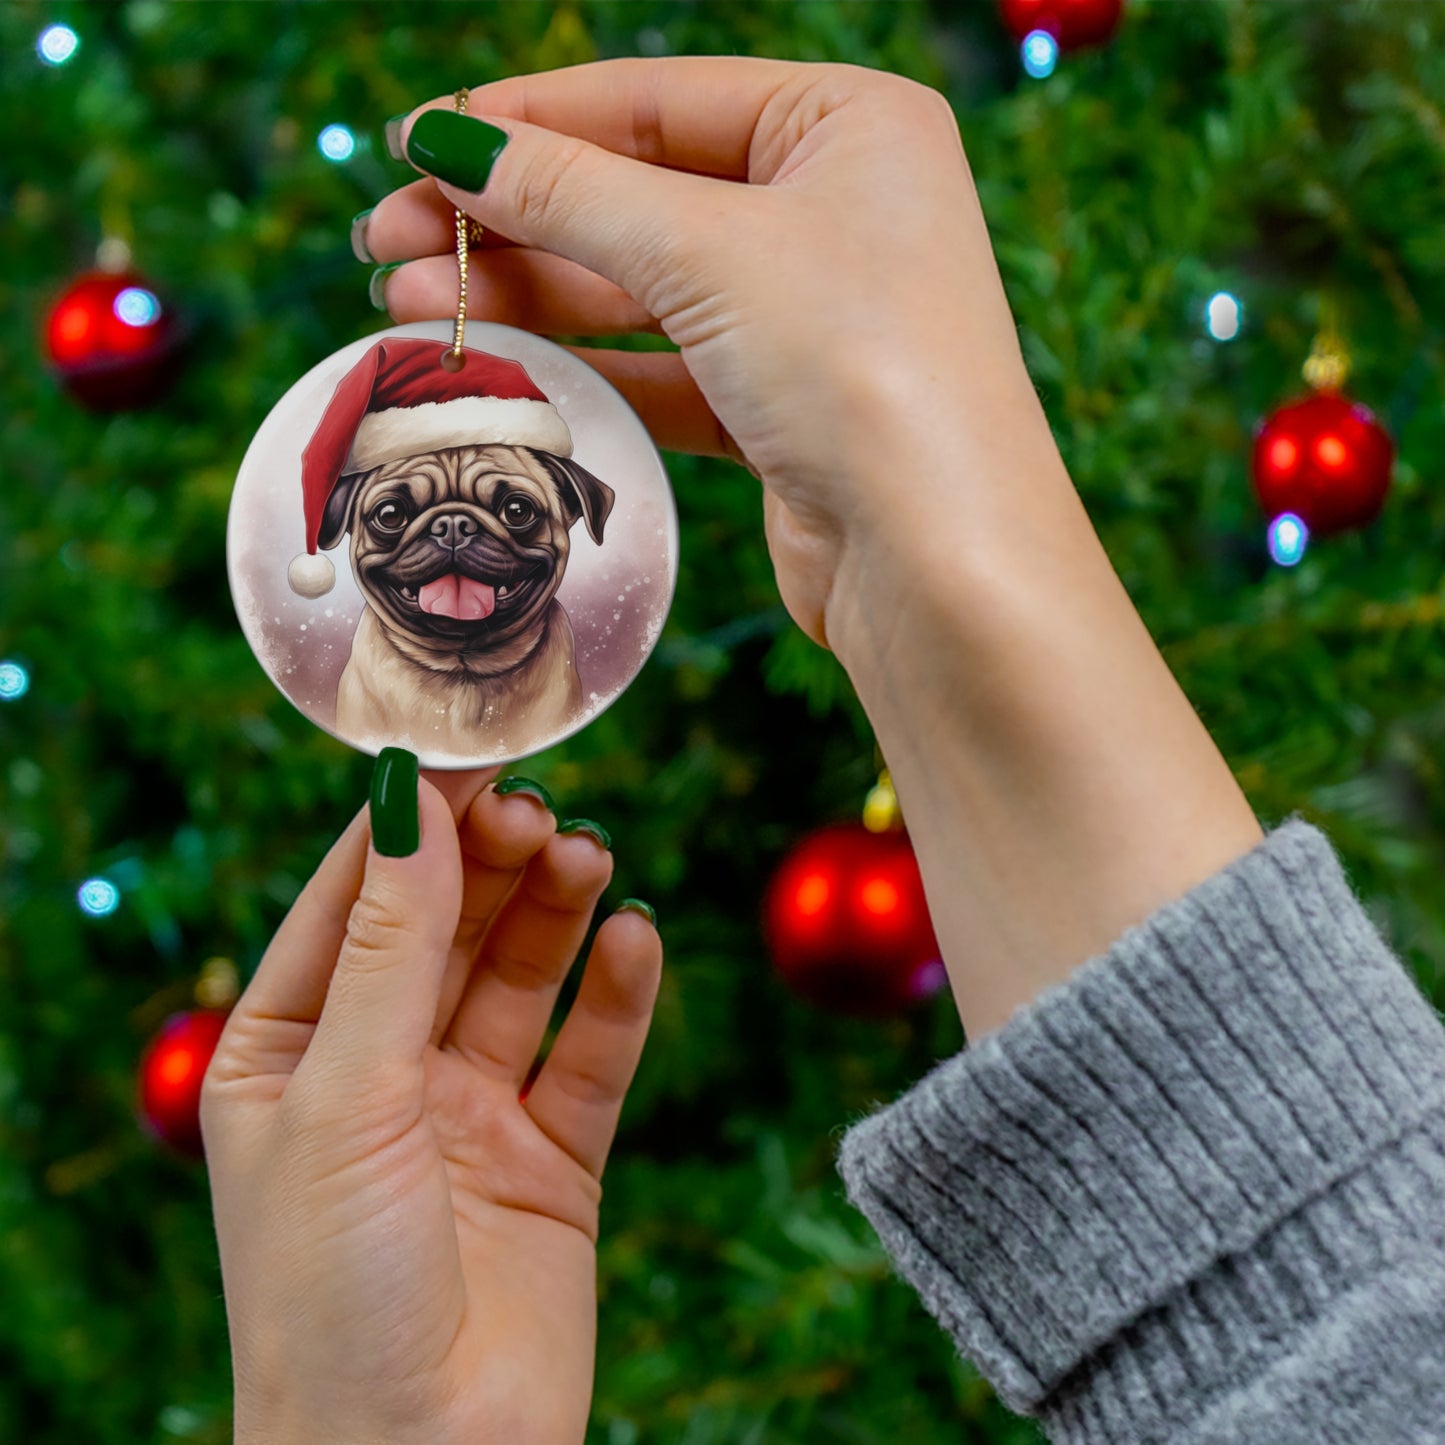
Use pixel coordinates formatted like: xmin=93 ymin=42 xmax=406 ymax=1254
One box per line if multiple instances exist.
xmin=617 ymin=898 xmax=656 ymax=926
xmin=384 ymin=113 xmax=409 ymax=162
xmin=369 ymin=261 xmax=403 ymax=312
xmin=405 ymin=110 xmax=510 ymax=192
xmin=350 ymin=208 xmax=375 ymax=264
xmin=370 ymin=747 xmax=420 ymax=857
xmin=493 ymin=775 xmax=555 ymax=812
xmin=558 ymin=818 xmax=612 ymax=851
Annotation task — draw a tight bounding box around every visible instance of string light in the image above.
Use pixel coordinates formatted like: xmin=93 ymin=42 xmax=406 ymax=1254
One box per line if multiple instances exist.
xmin=77 ymin=878 xmax=121 ymax=917
xmin=37 ymin=24 xmax=79 ymax=66
xmin=317 ymin=124 xmax=356 ymax=162
xmin=1205 ymin=291 xmax=1242 ymax=342
xmin=1267 ymin=512 xmax=1309 ymax=568
xmin=0 ymin=660 xmax=29 ymax=701
xmin=113 ymin=287 xmax=162 ymax=328
xmin=1021 ymin=30 xmax=1060 ymax=78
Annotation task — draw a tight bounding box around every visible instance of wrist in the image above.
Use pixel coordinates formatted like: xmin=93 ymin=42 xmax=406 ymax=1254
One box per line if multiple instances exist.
xmin=824 ymin=424 xmax=1262 ymax=1039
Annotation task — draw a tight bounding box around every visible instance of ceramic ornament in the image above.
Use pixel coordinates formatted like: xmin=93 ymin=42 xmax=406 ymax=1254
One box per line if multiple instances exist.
xmin=228 ymin=320 xmax=678 ymax=767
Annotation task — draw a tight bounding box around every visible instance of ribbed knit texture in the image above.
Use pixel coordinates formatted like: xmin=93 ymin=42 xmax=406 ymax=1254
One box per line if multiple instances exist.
xmin=836 ymin=818 xmax=1445 ymax=1443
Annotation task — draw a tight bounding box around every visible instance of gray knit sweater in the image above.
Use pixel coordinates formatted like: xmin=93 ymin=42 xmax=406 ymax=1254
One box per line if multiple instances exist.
xmin=836 ymin=818 xmax=1445 ymax=1443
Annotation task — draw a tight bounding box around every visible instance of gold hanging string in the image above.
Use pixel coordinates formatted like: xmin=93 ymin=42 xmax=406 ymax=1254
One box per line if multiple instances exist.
xmin=442 ymin=87 xmax=477 ymax=372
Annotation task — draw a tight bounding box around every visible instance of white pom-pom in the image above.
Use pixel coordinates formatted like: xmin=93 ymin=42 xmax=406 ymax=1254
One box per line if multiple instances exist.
xmin=288 ymin=553 xmax=335 ymax=598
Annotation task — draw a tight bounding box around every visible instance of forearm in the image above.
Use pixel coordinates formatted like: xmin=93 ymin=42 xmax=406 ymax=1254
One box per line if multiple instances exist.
xmin=826 ymin=383 xmax=1262 ymax=1040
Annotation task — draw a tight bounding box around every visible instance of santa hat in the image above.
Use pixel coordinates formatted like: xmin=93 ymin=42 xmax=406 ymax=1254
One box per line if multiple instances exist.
xmin=287 ymin=337 xmax=573 ymax=597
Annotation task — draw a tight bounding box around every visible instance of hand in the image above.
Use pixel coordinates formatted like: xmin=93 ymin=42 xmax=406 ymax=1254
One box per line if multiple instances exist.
xmin=362 ymin=59 xmax=1263 ymax=1040
xmin=361 ymin=56 xmax=1054 ymax=652
xmin=201 ymin=769 xmax=662 ymax=1445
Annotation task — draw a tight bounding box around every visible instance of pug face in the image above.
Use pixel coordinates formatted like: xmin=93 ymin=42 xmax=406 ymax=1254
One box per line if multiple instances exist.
xmin=319 ymin=443 xmax=614 ymax=676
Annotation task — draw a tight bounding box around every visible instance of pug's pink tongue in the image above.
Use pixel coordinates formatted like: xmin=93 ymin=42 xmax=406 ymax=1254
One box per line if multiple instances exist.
xmin=418 ymin=574 xmax=495 ymax=620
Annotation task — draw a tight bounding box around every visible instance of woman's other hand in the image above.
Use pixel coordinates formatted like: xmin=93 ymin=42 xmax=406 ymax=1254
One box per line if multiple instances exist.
xmin=202 ymin=764 xmax=661 ymax=1445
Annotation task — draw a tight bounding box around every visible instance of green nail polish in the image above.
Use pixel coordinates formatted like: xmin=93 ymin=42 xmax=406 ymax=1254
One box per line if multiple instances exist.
xmin=370 ymin=747 xmax=419 ymax=857
xmin=559 ymin=818 xmax=612 ymax=851
xmin=494 ymin=775 xmax=555 ymax=812
xmin=617 ymin=898 xmax=657 ymax=926
xmin=368 ymin=261 xmax=403 ymax=311
xmin=405 ymin=110 xmax=510 ymax=193
xmin=384 ymin=113 xmax=409 ymax=162
xmin=350 ymin=208 xmax=375 ymax=264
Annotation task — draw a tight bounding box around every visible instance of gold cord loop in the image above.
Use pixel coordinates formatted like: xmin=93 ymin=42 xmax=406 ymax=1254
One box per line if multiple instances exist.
xmin=442 ymin=87 xmax=477 ymax=372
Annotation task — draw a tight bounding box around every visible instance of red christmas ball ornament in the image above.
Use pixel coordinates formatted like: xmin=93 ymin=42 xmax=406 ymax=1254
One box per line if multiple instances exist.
xmin=998 ymin=0 xmax=1124 ymax=50
xmin=763 ymin=822 xmax=945 ymax=1017
xmin=44 ymin=269 xmax=182 ymax=410
xmin=137 ymin=1009 xmax=230 ymax=1157
xmin=1251 ymin=392 xmax=1394 ymax=537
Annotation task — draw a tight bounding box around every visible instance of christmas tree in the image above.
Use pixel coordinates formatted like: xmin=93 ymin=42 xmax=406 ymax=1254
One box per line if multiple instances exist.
xmin=3 ymin=3 xmax=1444 ymax=1441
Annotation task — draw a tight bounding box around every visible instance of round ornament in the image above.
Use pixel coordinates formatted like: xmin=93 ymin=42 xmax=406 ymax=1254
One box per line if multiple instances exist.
xmin=137 ymin=1008 xmax=230 ymax=1158
xmin=998 ymin=0 xmax=1124 ymax=49
xmin=1251 ymin=391 xmax=1394 ymax=537
xmin=763 ymin=822 xmax=946 ymax=1017
xmin=44 ymin=269 xmax=182 ymax=411
xmin=227 ymin=321 xmax=678 ymax=767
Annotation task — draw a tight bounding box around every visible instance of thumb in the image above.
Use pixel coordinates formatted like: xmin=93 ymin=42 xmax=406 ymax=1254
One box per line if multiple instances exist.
xmin=398 ymin=106 xmax=746 ymax=317
xmin=303 ymin=752 xmax=463 ymax=1089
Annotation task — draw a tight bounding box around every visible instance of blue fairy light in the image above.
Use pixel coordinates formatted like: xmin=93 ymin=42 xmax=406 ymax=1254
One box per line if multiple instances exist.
xmin=0 ymin=660 xmax=29 ymax=701
xmin=318 ymin=124 xmax=357 ymax=162
xmin=1267 ymin=512 xmax=1309 ymax=568
xmin=1205 ymin=291 xmax=1243 ymax=342
xmin=1022 ymin=30 xmax=1059 ymax=79
xmin=37 ymin=24 xmax=79 ymax=66
xmin=78 ymin=878 xmax=121 ymax=917
xmin=114 ymin=287 xmax=161 ymax=328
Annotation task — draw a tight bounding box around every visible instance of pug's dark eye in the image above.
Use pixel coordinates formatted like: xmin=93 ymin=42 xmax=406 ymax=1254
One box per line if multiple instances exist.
xmin=370 ymin=500 xmax=411 ymax=534
xmin=499 ymin=494 xmax=539 ymax=530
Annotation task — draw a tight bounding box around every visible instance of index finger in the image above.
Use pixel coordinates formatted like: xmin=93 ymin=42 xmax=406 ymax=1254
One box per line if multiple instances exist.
xmin=411 ymin=54 xmax=811 ymax=181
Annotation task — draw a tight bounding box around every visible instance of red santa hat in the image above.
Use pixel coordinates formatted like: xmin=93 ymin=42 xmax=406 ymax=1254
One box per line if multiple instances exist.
xmin=287 ymin=337 xmax=573 ymax=597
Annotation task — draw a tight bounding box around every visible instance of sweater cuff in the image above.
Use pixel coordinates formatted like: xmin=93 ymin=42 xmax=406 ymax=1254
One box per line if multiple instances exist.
xmin=836 ymin=818 xmax=1445 ymax=1420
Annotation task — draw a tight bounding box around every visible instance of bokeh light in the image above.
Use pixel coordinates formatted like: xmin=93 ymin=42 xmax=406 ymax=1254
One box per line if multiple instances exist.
xmin=1205 ymin=291 xmax=1242 ymax=341
xmin=794 ymin=872 xmax=831 ymax=918
xmin=78 ymin=878 xmax=121 ymax=917
xmin=114 ymin=287 xmax=161 ymax=328
xmin=0 ymin=660 xmax=29 ymax=701
xmin=1267 ymin=512 xmax=1309 ymax=567
xmin=317 ymin=124 xmax=356 ymax=162
xmin=37 ymin=24 xmax=79 ymax=66
xmin=1021 ymin=30 xmax=1059 ymax=79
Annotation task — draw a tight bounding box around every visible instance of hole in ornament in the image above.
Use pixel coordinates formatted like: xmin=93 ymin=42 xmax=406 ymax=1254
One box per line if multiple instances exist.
xmin=1316 ymin=434 xmax=1347 ymax=469
xmin=440 ymin=350 xmax=466 ymax=373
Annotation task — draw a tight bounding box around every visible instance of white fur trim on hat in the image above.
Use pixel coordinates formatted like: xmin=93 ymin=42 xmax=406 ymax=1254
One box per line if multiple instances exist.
xmin=346 ymin=397 xmax=573 ymax=473
xmin=288 ymin=552 xmax=335 ymax=598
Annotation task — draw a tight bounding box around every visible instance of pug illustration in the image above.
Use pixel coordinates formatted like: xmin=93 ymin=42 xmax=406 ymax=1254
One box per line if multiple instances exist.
xmin=285 ymin=338 xmax=614 ymax=757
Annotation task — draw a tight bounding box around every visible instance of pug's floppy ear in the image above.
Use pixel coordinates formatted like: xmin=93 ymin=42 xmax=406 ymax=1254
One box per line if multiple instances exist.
xmin=528 ymin=449 xmax=616 ymax=546
xmin=318 ymin=472 xmax=364 ymax=551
